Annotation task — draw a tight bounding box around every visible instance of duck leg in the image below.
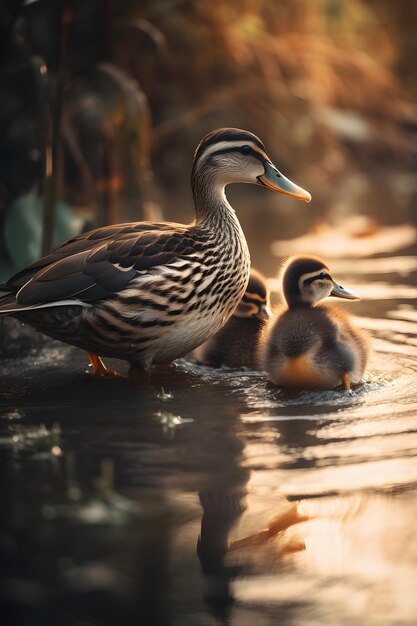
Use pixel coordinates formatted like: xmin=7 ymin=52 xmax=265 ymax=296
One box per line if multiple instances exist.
xmin=129 ymin=356 xmax=173 ymax=382
xmin=88 ymin=353 xmax=125 ymax=379
xmin=341 ymin=372 xmax=351 ymax=391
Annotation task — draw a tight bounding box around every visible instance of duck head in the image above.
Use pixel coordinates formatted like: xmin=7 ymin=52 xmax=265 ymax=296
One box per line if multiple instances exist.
xmin=281 ymin=255 xmax=360 ymax=307
xmin=234 ymin=268 xmax=271 ymax=321
xmin=192 ymin=128 xmax=311 ymax=202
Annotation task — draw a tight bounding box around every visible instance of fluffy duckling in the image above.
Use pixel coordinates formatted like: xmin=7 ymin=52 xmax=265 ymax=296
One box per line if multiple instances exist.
xmin=193 ymin=269 xmax=270 ymax=368
xmin=259 ymin=255 xmax=368 ymax=390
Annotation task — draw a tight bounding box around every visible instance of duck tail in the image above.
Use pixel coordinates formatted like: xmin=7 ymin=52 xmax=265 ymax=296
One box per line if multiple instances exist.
xmin=0 ymin=288 xmax=41 ymax=315
xmin=0 ymin=289 xmax=91 ymax=314
xmin=0 ymin=290 xmax=22 ymax=315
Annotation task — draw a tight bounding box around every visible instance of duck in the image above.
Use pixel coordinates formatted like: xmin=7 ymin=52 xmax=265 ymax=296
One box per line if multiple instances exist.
xmin=259 ymin=255 xmax=368 ymax=390
xmin=0 ymin=128 xmax=311 ymax=378
xmin=192 ymin=268 xmax=270 ymax=368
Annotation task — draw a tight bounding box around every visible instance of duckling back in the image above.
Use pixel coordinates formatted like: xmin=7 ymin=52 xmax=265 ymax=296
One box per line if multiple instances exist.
xmin=260 ymin=304 xmax=368 ymax=390
xmin=192 ymin=268 xmax=270 ymax=368
xmin=196 ymin=314 xmax=266 ymax=368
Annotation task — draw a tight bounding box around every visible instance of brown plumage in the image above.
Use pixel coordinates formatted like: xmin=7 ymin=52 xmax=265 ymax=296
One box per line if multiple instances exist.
xmin=259 ymin=255 xmax=368 ymax=390
xmin=0 ymin=129 xmax=311 ymax=376
xmin=192 ymin=268 xmax=270 ymax=368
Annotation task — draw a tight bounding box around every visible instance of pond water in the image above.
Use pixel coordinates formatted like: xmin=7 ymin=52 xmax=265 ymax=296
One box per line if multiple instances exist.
xmin=0 ymin=250 xmax=416 ymax=626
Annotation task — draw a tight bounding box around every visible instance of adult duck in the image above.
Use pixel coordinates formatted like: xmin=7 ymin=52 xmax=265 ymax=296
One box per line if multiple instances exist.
xmin=0 ymin=128 xmax=311 ymax=377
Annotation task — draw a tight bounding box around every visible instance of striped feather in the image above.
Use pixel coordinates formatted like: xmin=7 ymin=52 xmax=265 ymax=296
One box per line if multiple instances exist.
xmin=0 ymin=128 xmax=286 ymax=369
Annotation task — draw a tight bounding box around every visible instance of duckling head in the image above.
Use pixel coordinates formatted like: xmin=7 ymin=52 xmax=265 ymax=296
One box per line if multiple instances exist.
xmin=192 ymin=128 xmax=311 ymax=202
xmin=234 ymin=268 xmax=271 ymax=321
xmin=281 ymin=255 xmax=360 ymax=307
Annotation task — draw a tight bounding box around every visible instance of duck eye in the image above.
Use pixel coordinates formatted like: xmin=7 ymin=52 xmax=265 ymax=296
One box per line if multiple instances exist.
xmin=240 ymin=145 xmax=251 ymax=155
xmin=319 ymin=271 xmax=326 ymax=279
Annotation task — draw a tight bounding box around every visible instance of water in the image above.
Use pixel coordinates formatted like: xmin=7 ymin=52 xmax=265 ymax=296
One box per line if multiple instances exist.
xmin=0 ymin=251 xmax=416 ymax=626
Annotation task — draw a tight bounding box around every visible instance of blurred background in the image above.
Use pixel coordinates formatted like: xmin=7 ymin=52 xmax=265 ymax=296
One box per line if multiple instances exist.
xmin=0 ymin=0 xmax=416 ymax=279
xmin=1 ymin=4 xmax=417 ymax=625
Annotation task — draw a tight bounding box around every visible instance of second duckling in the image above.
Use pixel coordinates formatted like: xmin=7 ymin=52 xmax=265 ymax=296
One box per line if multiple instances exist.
xmin=259 ymin=255 xmax=368 ymax=390
xmin=193 ymin=268 xmax=270 ymax=368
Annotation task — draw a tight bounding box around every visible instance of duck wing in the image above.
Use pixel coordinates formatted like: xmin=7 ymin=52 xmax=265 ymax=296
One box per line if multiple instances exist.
xmin=3 ymin=220 xmax=183 ymax=290
xmin=0 ymin=221 xmax=201 ymax=311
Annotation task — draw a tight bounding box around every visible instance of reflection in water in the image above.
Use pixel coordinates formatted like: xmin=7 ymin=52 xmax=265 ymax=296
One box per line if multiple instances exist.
xmin=197 ymin=491 xmax=308 ymax=622
xmin=232 ymin=493 xmax=417 ymax=625
xmin=271 ymin=221 xmax=416 ymax=259
xmin=329 ymin=256 xmax=417 ymax=276
xmin=229 ymin=502 xmax=307 ymax=554
xmin=197 ymin=489 xmax=246 ymax=622
xmin=389 ymin=307 xmax=417 ymax=322
xmin=0 ymin=251 xmax=417 ymax=625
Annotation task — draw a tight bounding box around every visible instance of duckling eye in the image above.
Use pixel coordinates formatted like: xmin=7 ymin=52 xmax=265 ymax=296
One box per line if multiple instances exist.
xmin=240 ymin=145 xmax=251 ymax=155
xmin=319 ymin=271 xmax=326 ymax=279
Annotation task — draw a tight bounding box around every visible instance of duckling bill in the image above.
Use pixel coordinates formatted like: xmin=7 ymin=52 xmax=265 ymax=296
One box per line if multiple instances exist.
xmin=193 ymin=268 xmax=270 ymax=368
xmin=259 ymin=255 xmax=368 ymax=390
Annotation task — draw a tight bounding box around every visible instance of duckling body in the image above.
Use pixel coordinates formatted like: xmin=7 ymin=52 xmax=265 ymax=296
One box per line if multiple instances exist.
xmin=193 ymin=268 xmax=270 ymax=368
xmin=260 ymin=255 xmax=368 ymax=390
xmin=0 ymin=129 xmax=311 ymax=375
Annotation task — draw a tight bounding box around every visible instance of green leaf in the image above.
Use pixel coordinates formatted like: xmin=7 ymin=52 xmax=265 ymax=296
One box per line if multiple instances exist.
xmin=4 ymin=194 xmax=83 ymax=271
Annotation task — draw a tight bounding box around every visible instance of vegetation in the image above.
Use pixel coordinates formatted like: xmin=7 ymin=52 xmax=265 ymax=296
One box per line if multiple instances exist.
xmin=0 ymin=0 xmax=415 ymax=278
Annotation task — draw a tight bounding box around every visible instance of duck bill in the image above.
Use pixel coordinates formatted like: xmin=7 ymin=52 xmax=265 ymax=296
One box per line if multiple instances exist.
xmin=256 ymin=303 xmax=271 ymax=321
xmin=257 ymin=162 xmax=311 ymax=202
xmin=331 ymin=282 xmax=360 ymax=300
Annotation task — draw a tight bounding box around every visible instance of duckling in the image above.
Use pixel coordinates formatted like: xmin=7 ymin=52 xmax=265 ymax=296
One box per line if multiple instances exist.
xmin=193 ymin=268 xmax=271 ymax=368
xmin=259 ymin=255 xmax=368 ymax=390
xmin=0 ymin=128 xmax=311 ymax=377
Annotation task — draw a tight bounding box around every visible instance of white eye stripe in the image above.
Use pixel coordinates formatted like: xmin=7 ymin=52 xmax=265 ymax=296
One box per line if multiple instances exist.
xmin=298 ymin=270 xmax=330 ymax=293
xmin=301 ymin=269 xmax=330 ymax=282
xmin=196 ymin=140 xmax=269 ymax=164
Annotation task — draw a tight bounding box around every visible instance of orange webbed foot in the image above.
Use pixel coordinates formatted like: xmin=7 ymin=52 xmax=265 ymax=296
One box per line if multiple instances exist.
xmin=88 ymin=353 xmax=126 ymax=379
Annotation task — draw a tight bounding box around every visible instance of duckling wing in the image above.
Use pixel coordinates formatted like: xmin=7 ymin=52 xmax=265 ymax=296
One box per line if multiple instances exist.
xmin=0 ymin=222 xmax=199 ymax=311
